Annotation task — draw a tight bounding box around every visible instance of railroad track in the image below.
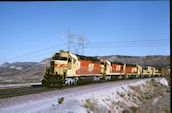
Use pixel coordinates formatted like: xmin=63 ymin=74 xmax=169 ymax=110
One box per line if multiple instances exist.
xmin=0 ymin=82 xmax=84 ymax=98
xmin=0 ymin=77 xmax=161 ymax=98
xmin=0 ymin=85 xmax=53 ymax=98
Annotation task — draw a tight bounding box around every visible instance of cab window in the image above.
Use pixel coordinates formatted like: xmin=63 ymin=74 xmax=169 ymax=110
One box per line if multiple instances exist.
xmin=101 ymin=62 xmax=104 ymax=65
xmin=53 ymin=53 xmax=67 ymax=60
xmin=68 ymin=58 xmax=72 ymax=63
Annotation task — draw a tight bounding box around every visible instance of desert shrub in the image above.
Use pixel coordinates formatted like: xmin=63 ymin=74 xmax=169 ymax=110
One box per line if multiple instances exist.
xmin=58 ymin=97 xmax=64 ymax=104
xmin=128 ymin=85 xmax=142 ymax=94
xmin=145 ymin=92 xmax=153 ymax=99
xmin=137 ymin=95 xmax=143 ymax=102
xmin=122 ymin=108 xmax=133 ymax=113
xmin=84 ymin=99 xmax=109 ymax=113
xmin=52 ymin=104 xmax=55 ymax=107
xmin=68 ymin=111 xmax=75 ymax=113
xmin=84 ymin=99 xmax=97 ymax=111
xmin=166 ymin=86 xmax=170 ymax=93
xmin=117 ymin=92 xmax=125 ymax=98
xmin=95 ymin=107 xmax=110 ymax=113
xmin=127 ymin=92 xmax=131 ymax=97
xmin=129 ymin=106 xmax=137 ymax=112
xmin=151 ymin=78 xmax=155 ymax=82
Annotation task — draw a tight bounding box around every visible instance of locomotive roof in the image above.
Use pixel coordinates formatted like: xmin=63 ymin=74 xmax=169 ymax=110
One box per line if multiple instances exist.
xmin=70 ymin=53 xmax=78 ymax=60
xmin=126 ymin=64 xmax=137 ymax=66
xmin=111 ymin=61 xmax=136 ymax=66
xmin=75 ymin=54 xmax=100 ymax=63
xmin=111 ymin=61 xmax=124 ymax=65
xmin=142 ymin=65 xmax=148 ymax=69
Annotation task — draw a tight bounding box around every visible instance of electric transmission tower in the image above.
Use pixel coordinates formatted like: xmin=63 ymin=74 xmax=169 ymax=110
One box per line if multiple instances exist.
xmin=65 ymin=29 xmax=88 ymax=55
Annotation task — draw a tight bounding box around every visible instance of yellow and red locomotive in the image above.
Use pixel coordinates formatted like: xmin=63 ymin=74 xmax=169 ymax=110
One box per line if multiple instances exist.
xmin=42 ymin=50 xmax=163 ymax=87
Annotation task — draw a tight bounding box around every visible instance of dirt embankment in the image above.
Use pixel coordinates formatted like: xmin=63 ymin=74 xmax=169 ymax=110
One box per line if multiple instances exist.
xmin=83 ymin=78 xmax=170 ymax=113
xmin=123 ymin=79 xmax=170 ymax=113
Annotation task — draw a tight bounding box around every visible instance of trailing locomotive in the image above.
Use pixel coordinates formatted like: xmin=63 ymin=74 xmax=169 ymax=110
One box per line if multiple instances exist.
xmin=42 ymin=50 xmax=163 ymax=87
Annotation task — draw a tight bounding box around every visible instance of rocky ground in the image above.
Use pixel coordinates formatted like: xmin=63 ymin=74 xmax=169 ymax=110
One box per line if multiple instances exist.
xmin=0 ymin=78 xmax=169 ymax=113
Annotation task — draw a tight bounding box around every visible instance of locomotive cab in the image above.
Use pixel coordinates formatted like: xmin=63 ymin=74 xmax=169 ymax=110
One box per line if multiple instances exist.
xmin=42 ymin=51 xmax=79 ymax=87
xmin=50 ymin=51 xmax=68 ymax=75
xmin=50 ymin=51 xmax=79 ymax=76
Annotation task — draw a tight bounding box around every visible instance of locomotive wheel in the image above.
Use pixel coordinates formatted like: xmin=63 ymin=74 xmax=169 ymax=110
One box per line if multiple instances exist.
xmin=42 ymin=74 xmax=64 ymax=88
xmin=42 ymin=79 xmax=47 ymax=86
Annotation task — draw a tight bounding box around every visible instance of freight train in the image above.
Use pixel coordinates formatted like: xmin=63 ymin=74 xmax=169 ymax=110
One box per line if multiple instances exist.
xmin=42 ymin=50 xmax=163 ymax=87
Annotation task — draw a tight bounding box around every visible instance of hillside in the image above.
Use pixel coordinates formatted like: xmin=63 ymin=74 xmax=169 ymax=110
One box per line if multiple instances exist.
xmin=0 ymin=55 xmax=170 ymax=83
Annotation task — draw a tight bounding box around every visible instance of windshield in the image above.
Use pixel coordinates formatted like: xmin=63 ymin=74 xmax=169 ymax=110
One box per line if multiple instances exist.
xmin=100 ymin=62 xmax=104 ymax=65
xmin=52 ymin=53 xmax=67 ymax=60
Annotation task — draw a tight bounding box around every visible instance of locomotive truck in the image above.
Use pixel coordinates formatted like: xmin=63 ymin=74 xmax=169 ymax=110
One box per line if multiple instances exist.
xmin=42 ymin=50 xmax=163 ymax=87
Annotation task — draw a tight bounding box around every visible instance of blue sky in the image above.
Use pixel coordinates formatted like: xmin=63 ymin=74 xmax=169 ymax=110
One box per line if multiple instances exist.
xmin=0 ymin=1 xmax=170 ymax=63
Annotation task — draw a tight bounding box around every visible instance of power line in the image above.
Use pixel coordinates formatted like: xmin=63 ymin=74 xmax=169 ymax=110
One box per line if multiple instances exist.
xmin=88 ymin=43 xmax=169 ymax=47
xmin=89 ymin=39 xmax=169 ymax=44
xmin=87 ymin=44 xmax=169 ymax=48
xmin=88 ymin=41 xmax=169 ymax=45
xmin=87 ymin=39 xmax=169 ymax=48
xmin=0 ymin=43 xmax=65 ymax=62
xmin=0 ymin=39 xmax=169 ymax=64
xmin=87 ymin=43 xmax=169 ymax=47
xmin=2 ymin=46 xmax=66 ymax=63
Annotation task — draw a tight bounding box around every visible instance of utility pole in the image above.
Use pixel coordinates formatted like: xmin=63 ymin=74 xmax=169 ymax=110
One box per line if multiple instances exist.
xmin=65 ymin=29 xmax=88 ymax=55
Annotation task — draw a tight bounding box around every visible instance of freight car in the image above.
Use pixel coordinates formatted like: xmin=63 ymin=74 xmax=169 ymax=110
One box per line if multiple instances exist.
xmin=42 ymin=50 xmax=162 ymax=87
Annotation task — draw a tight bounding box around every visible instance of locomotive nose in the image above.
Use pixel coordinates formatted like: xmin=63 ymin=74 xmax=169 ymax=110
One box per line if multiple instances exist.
xmin=54 ymin=60 xmax=68 ymax=70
